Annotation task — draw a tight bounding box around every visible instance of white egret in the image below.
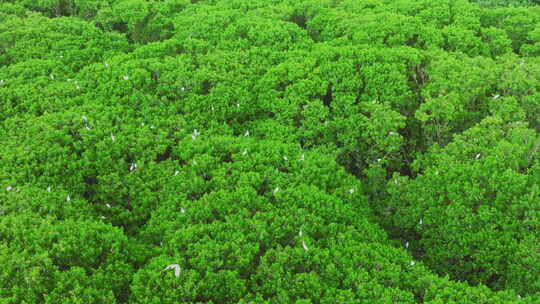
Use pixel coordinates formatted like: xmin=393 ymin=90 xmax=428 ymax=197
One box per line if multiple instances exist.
xmin=242 ymin=150 xmax=248 ymax=156
xmin=180 ymin=207 xmax=186 ymax=214
xmin=123 ymin=75 xmax=129 ymax=81
xmin=174 ymin=170 xmax=180 ymax=176
xmin=299 ymin=153 xmax=305 ymax=161
xmin=49 ymin=74 xmax=54 ymax=80
xmin=405 ymin=241 xmax=409 ymax=248
xmin=100 ymin=215 xmax=106 ymax=220
xmin=302 ymin=240 xmax=309 ymax=251
xmin=164 ymin=264 xmax=181 ymax=277
xmin=66 ymin=195 xmax=71 ymax=202
xmin=130 ymin=163 xmax=137 ymax=172
xmin=388 ymin=131 xmax=397 ymax=135
xmin=349 ymin=188 xmax=355 ymax=194
xmin=181 ymin=87 xmax=185 ymax=91
xmin=283 ymin=156 xmax=288 ymax=161
xmin=106 ymin=203 xmax=111 ymax=208
xmin=410 ymin=260 xmax=416 ymax=266
xmin=6 ymin=186 xmax=12 ymax=192
xmin=236 ymin=103 xmax=240 ymax=107
xmin=475 ymin=153 xmax=481 ymax=159
xmin=419 ymin=218 xmax=423 ymax=225
xmin=47 ymin=186 xmax=52 ymax=192
xmin=0 ymin=79 xmax=4 ymax=85
xmin=111 ymin=133 xmax=116 ymax=142
xmin=244 ymin=130 xmax=250 ymax=136
xmin=299 ymin=229 xmax=303 ymax=237
xmin=492 ymin=94 xmax=500 ymax=99
xmin=273 ymin=187 xmax=280 ymax=194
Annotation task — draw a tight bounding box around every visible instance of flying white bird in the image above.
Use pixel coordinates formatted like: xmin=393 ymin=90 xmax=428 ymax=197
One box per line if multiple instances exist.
xmin=130 ymin=163 xmax=137 ymax=172
xmin=6 ymin=186 xmax=12 ymax=192
xmin=163 ymin=264 xmax=181 ymax=277
xmin=123 ymin=75 xmax=129 ymax=81
xmin=302 ymin=240 xmax=309 ymax=251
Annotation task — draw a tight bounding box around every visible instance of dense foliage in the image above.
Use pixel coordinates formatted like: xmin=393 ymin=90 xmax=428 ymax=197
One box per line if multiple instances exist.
xmin=1 ymin=0 xmax=539 ymax=302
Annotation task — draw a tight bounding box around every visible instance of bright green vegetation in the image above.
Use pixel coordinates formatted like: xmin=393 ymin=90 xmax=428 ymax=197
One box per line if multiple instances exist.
xmin=1 ymin=0 xmax=540 ymax=303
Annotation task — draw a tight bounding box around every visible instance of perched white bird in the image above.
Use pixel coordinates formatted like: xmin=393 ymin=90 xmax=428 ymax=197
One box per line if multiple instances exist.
xmin=211 ymin=106 xmax=215 ymax=111
xmin=111 ymin=133 xmax=116 ymax=142
xmin=76 ymin=84 xmax=81 ymax=90
xmin=106 ymin=203 xmax=111 ymax=208
xmin=236 ymin=103 xmax=240 ymax=107
xmin=174 ymin=170 xmax=180 ymax=176
xmin=405 ymin=241 xmax=409 ymax=248
xmin=6 ymin=186 xmax=12 ymax=192
xmin=283 ymin=156 xmax=288 ymax=161
xmin=419 ymin=218 xmax=423 ymax=225
xmin=273 ymin=187 xmax=280 ymax=194
xmin=244 ymin=130 xmax=250 ymax=136
xmin=299 ymin=229 xmax=303 ymax=237
xmin=150 ymin=125 xmax=155 ymax=129
xmin=193 ymin=129 xmax=200 ymax=136
xmin=180 ymin=207 xmax=186 ymax=214
xmin=123 ymin=75 xmax=129 ymax=81
xmin=492 ymin=94 xmax=500 ymax=99
xmin=377 ymin=158 xmax=382 ymax=162
xmin=164 ymin=264 xmax=181 ymax=277
xmin=388 ymin=131 xmax=397 ymax=135
xmin=49 ymin=74 xmax=55 ymax=80
xmin=181 ymin=87 xmax=186 ymax=91
xmin=191 ymin=135 xmax=197 ymax=140
xmin=299 ymin=153 xmax=305 ymax=161
xmin=0 ymin=79 xmax=4 ymax=85
xmin=242 ymin=150 xmax=248 ymax=156
xmin=475 ymin=153 xmax=481 ymax=159
xmin=100 ymin=215 xmax=106 ymax=220
xmin=66 ymin=195 xmax=71 ymax=202
xmin=302 ymin=240 xmax=309 ymax=251
xmin=130 ymin=163 xmax=137 ymax=172
xmin=349 ymin=188 xmax=355 ymax=194
xmin=410 ymin=260 xmax=416 ymax=266
xmin=47 ymin=186 xmax=52 ymax=193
